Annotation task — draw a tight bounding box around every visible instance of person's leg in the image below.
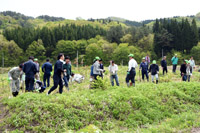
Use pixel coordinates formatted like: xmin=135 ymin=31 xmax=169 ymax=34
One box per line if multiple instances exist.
xmin=152 ymin=75 xmax=154 ymax=83
xmin=142 ymin=71 xmax=145 ymax=81
xmin=155 ymin=74 xmax=158 ymax=84
xmin=63 ymin=76 xmax=68 ymax=87
xmin=172 ymin=65 xmax=175 ymax=73
xmin=58 ymin=78 xmax=63 ymax=94
xmin=130 ymin=72 xmax=136 ymax=87
xmin=48 ymin=79 xmax=59 ymax=94
xmin=163 ymin=68 xmax=165 ymax=75
xmin=188 ymin=75 xmax=190 ymax=82
xmin=29 ymin=78 xmax=35 ymax=92
xmin=115 ymin=74 xmax=120 ymax=86
xmin=174 ymin=65 xmax=177 ymax=73
xmin=47 ymin=74 xmax=50 ymax=87
xmin=110 ymin=75 xmax=114 ymax=86
xmin=166 ymin=67 xmax=168 ymax=74
xmin=145 ymin=71 xmax=149 ymax=81
xmin=43 ymin=73 xmax=47 ymax=87
xmin=125 ymin=74 xmax=130 ymax=87
xmin=15 ymin=79 xmax=20 ymax=96
xmin=25 ymin=77 xmax=30 ymax=92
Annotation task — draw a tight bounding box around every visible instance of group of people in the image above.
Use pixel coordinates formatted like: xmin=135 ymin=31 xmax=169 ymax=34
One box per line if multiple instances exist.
xmin=8 ymin=54 xmax=73 ymax=97
xmin=8 ymin=52 xmax=196 ymax=97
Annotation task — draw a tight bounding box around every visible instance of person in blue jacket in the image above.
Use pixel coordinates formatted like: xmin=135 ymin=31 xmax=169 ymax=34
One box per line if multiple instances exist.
xmin=140 ymin=57 xmax=149 ymax=81
xmin=42 ymin=58 xmax=52 ymax=87
xmin=47 ymin=53 xmax=64 ymax=95
xmin=23 ymin=56 xmax=37 ymax=92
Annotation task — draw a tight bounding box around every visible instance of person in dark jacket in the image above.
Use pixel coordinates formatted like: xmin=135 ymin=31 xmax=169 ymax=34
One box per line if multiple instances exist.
xmin=99 ymin=59 xmax=104 ymax=78
xmin=47 ymin=53 xmax=64 ymax=95
xmin=23 ymin=56 xmax=37 ymax=92
xmin=42 ymin=59 xmax=52 ymax=87
xmin=180 ymin=60 xmax=187 ymax=81
xmin=149 ymin=60 xmax=159 ymax=84
xmin=63 ymin=56 xmax=72 ymax=91
xmin=139 ymin=57 xmax=149 ymax=81
xmin=161 ymin=56 xmax=168 ymax=75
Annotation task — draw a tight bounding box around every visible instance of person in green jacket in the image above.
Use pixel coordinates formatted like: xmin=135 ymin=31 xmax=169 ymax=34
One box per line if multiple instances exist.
xmin=171 ymin=54 xmax=178 ymax=73
xmin=63 ymin=56 xmax=72 ymax=91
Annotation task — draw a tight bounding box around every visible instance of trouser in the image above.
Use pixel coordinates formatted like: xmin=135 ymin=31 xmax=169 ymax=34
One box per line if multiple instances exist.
xmin=10 ymin=79 xmax=20 ymax=96
xmin=187 ymin=75 xmax=191 ymax=82
xmin=63 ymin=75 xmax=69 ymax=87
xmin=182 ymin=74 xmax=187 ymax=81
xmin=163 ymin=67 xmax=168 ymax=75
xmin=126 ymin=68 xmax=136 ymax=86
xmin=93 ymin=74 xmax=100 ymax=80
xmin=173 ymin=65 xmax=177 ymax=73
xmin=48 ymin=77 xmax=63 ymax=94
xmin=151 ymin=74 xmax=158 ymax=83
xmin=35 ymin=72 xmax=40 ymax=80
xmin=110 ymin=75 xmax=119 ymax=86
xmin=43 ymin=73 xmax=50 ymax=87
xmin=25 ymin=77 xmax=35 ymax=92
xmin=142 ymin=71 xmax=149 ymax=81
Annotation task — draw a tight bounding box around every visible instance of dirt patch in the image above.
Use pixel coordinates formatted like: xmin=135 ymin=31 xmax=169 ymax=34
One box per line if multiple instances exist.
xmin=191 ymin=128 xmax=200 ymax=133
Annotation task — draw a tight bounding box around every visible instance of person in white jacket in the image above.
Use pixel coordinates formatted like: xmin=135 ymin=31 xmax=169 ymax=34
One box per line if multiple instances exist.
xmin=108 ymin=60 xmax=119 ymax=86
xmin=189 ymin=56 xmax=195 ymax=72
xmin=126 ymin=54 xmax=138 ymax=87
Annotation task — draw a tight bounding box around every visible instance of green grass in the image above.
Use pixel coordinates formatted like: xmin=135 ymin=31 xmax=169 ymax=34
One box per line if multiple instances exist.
xmin=0 ymin=66 xmax=200 ymax=132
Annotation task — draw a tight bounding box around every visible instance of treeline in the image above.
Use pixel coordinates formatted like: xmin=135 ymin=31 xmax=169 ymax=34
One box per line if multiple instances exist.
xmin=153 ymin=18 xmax=199 ymax=56
xmin=3 ymin=24 xmax=106 ymax=56
xmin=36 ymin=15 xmax=65 ymax=22
xmin=0 ymin=11 xmax=34 ymax=20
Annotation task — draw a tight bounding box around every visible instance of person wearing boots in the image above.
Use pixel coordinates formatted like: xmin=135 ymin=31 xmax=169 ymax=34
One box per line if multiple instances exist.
xmin=149 ymin=60 xmax=159 ymax=84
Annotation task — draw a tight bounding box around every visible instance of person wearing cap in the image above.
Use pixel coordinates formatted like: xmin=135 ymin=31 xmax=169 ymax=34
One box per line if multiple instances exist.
xmin=161 ymin=56 xmax=168 ymax=75
xmin=180 ymin=60 xmax=187 ymax=81
xmin=171 ymin=54 xmax=178 ymax=73
xmin=42 ymin=58 xmax=52 ymax=87
xmin=186 ymin=61 xmax=192 ymax=82
xmin=8 ymin=64 xmax=24 ymax=97
xmin=63 ymin=56 xmax=72 ymax=91
xmin=47 ymin=53 xmax=64 ymax=95
xmin=23 ymin=56 xmax=37 ymax=92
xmin=126 ymin=54 xmax=138 ymax=87
xmin=34 ymin=58 xmax=40 ymax=80
xmin=189 ymin=56 xmax=195 ymax=72
xmin=93 ymin=56 xmax=104 ymax=80
xmin=139 ymin=57 xmax=149 ymax=81
xmin=108 ymin=60 xmax=119 ymax=86
xmin=99 ymin=59 xmax=104 ymax=79
xmin=149 ymin=60 xmax=159 ymax=84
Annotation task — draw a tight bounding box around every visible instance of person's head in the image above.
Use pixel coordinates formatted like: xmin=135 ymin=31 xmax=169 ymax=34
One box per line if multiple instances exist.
xmin=46 ymin=58 xmax=50 ymax=62
xmin=175 ymin=54 xmax=177 ymax=57
xmin=191 ymin=56 xmax=193 ymax=60
xmin=184 ymin=60 xmax=188 ymax=64
xmin=142 ymin=57 xmax=145 ymax=62
xmin=111 ymin=60 xmax=115 ymax=66
xmin=65 ymin=56 xmax=70 ymax=63
xmin=163 ymin=56 xmax=166 ymax=60
xmin=19 ymin=64 xmax=23 ymax=71
xmin=147 ymin=54 xmax=149 ymax=57
xmin=57 ymin=53 xmax=64 ymax=60
xmin=34 ymin=58 xmax=38 ymax=62
xmin=99 ymin=59 xmax=103 ymax=64
xmin=95 ymin=56 xmax=100 ymax=62
xmin=128 ymin=54 xmax=134 ymax=60
xmin=71 ymin=73 xmax=75 ymax=77
xmin=152 ymin=60 xmax=156 ymax=64
xmin=29 ymin=56 xmax=34 ymax=61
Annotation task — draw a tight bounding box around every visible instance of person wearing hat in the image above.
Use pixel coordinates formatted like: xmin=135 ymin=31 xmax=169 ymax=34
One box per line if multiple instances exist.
xmin=8 ymin=64 xmax=24 ymax=97
xmin=34 ymin=58 xmax=40 ymax=80
xmin=126 ymin=54 xmax=138 ymax=87
xmin=161 ymin=56 xmax=168 ymax=75
xmin=149 ymin=60 xmax=159 ymax=84
xmin=171 ymin=54 xmax=178 ymax=73
xmin=139 ymin=57 xmax=149 ymax=81
xmin=93 ymin=56 xmax=104 ymax=80
xmin=23 ymin=56 xmax=37 ymax=92
xmin=180 ymin=60 xmax=188 ymax=81
xmin=186 ymin=61 xmax=192 ymax=82
xmin=108 ymin=60 xmax=119 ymax=86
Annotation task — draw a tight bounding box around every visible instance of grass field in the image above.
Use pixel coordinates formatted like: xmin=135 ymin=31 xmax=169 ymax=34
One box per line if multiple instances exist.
xmin=0 ymin=66 xmax=200 ymax=132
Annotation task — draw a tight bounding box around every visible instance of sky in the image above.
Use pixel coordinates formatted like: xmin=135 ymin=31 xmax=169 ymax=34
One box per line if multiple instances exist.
xmin=0 ymin=0 xmax=200 ymax=21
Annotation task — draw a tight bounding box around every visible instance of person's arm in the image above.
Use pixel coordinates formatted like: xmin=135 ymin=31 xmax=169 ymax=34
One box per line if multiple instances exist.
xmin=42 ymin=64 xmax=45 ymax=73
xmin=157 ymin=65 xmax=159 ymax=72
xmin=149 ymin=65 xmax=151 ymax=73
xmin=70 ymin=65 xmax=72 ymax=75
xmin=23 ymin=64 xmax=26 ymax=73
xmin=50 ymin=64 xmax=53 ymax=72
xmin=128 ymin=60 xmax=132 ymax=71
xmin=171 ymin=57 xmax=174 ymax=62
xmin=8 ymin=68 xmax=14 ymax=79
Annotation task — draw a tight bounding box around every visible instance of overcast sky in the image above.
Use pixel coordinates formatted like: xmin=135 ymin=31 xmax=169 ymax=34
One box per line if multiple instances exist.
xmin=1 ymin=0 xmax=200 ymax=21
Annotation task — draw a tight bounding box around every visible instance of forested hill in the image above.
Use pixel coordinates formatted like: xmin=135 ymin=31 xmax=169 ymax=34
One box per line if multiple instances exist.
xmin=0 ymin=11 xmax=200 ymax=67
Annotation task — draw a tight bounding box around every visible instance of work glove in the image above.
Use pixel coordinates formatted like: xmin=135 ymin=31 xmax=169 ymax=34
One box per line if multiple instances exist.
xmin=8 ymin=77 xmax=12 ymax=81
xmin=127 ymin=71 xmax=130 ymax=75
